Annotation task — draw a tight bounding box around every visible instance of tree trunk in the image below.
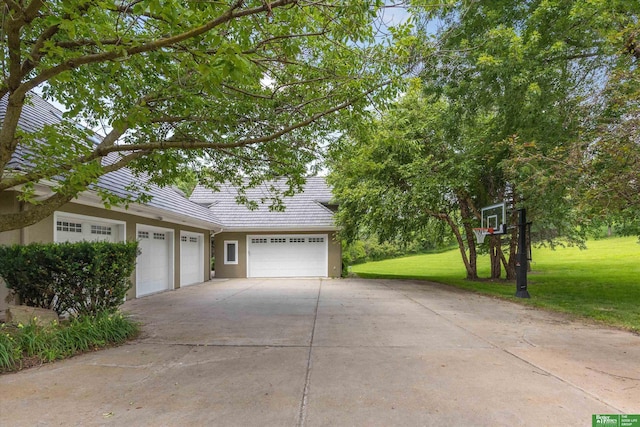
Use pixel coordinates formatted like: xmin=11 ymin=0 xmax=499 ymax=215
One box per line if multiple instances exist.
xmin=462 ymin=223 xmax=478 ymax=280
xmin=500 ymin=248 xmax=515 ymax=280
xmin=458 ymin=197 xmax=478 ymax=280
xmin=433 ymin=211 xmax=477 ymax=280
xmin=0 ymin=192 xmax=75 ymax=232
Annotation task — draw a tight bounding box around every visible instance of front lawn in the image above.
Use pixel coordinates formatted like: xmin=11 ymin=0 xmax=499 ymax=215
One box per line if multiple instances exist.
xmin=351 ymin=236 xmax=640 ymax=333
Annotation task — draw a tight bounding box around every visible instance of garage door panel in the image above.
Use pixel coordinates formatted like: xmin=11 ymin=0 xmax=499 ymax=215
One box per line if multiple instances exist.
xmin=137 ymin=227 xmax=172 ymax=297
xmin=180 ymin=233 xmax=204 ymax=287
xmin=247 ymin=235 xmax=327 ymax=278
xmin=56 ymin=217 xmax=120 ymax=243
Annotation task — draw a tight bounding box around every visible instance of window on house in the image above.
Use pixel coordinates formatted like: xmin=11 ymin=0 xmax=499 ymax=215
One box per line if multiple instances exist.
xmin=224 ymin=241 xmax=238 ymax=265
xmin=138 ymin=231 xmax=149 ymax=239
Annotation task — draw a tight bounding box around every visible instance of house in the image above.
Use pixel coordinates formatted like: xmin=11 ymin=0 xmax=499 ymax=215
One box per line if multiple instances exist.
xmin=0 ymin=94 xmax=223 ymax=312
xmin=190 ymin=178 xmax=342 ymax=279
xmin=1 ymin=94 xmax=341 ymax=313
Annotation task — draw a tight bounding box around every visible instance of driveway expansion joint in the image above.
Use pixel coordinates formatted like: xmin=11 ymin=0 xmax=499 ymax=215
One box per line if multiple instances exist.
xmin=296 ymin=278 xmax=322 ymax=427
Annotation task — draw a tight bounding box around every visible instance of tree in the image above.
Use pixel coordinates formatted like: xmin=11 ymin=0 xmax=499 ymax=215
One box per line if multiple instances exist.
xmin=1 ymin=0 xmax=412 ymax=232
xmin=328 ymin=81 xmax=485 ymax=279
xmin=415 ymin=0 xmax=638 ymax=276
xmin=494 ymin=1 xmax=640 ymax=236
xmin=331 ymin=0 xmax=638 ymax=281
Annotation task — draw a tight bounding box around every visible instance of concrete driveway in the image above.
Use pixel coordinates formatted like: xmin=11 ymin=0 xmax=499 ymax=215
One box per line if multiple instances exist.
xmin=1 ymin=278 xmax=638 ymax=426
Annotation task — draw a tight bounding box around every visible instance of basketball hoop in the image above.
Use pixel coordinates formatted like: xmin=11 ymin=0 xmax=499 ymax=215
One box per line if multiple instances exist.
xmin=473 ymin=227 xmax=494 ymax=244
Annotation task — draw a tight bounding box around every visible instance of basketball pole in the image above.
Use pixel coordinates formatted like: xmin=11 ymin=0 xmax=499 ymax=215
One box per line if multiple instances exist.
xmin=515 ymin=208 xmax=531 ymax=298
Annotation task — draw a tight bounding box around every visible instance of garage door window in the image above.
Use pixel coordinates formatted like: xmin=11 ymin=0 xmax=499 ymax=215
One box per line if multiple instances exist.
xmin=91 ymin=225 xmax=112 ymax=235
xmin=224 ymin=240 xmax=238 ymax=265
xmin=57 ymin=221 xmax=82 ymax=233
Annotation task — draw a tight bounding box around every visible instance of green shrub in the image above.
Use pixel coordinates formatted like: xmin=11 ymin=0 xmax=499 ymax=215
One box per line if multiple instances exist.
xmin=0 ymin=245 xmax=61 ymax=310
xmin=53 ymin=242 xmax=139 ymax=316
xmin=0 ymin=312 xmax=139 ymax=372
xmin=0 ymin=241 xmax=138 ymax=316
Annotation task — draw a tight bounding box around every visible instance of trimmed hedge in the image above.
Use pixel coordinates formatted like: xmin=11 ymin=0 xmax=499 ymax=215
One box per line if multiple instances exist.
xmin=0 ymin=241 xmax=138 ymax=317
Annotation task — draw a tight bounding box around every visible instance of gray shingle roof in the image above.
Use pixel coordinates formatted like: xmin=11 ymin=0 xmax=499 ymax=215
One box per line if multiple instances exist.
xmin=5 ymin=93 xmax=337 ymax=231
xmin=1 ymin=93 xmax=71 ymax=170
xmin=190 ymin=177 xmax=337 ymax=230
xmin=3 ymin=93 xmax=222 ymax=228
xmin=99 ymin=155 xmax=223 ymax=225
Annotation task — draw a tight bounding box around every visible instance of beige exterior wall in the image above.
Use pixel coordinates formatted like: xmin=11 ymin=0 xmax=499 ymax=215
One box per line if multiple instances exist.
xmin=0 ymin=191 xmax=21 ymax=309
xmin=328 ymin=231 xmax=342 ymax=277
xmin=214 ymin=232 xmax=248 ymax=278
xmin=0 ymin=191 xmax=21 ymax=246
xmin=1 ymin=193 xmax=213 ymax=313
xmin=57 ymin=203 xmax=212 ymax=300
xmin=214 ymin=231 xmax=342 ymax=279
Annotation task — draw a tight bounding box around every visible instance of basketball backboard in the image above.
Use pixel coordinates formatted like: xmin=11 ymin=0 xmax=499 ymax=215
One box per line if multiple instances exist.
xmin=481 ymin=202 xmax=507 ymax=235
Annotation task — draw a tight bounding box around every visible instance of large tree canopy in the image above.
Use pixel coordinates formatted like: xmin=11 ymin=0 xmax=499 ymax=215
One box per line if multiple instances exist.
xmin=328 ymin=81 xmax=486 ymax=279
xmin=1 ymin=0 xmax=413 ymax=232
xmin=330 ymin=0 xmax=639 ymax=279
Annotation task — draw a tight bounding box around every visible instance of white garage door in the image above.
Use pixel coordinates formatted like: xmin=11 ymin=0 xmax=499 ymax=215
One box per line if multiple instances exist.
xmin=247 ymin=234 xmax=328 ymax=278
xmin=136 ymin=226 xmax=173 ymax=297
xmin=55 ymin=214 xmax=123 ymax=243
xmin=180 ymin=232 xmax=204 ymax=287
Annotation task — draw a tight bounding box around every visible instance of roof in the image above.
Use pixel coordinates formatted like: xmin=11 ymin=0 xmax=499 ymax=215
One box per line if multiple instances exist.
xmin=3 ymin=93 xmax=222 ymax=229
xmin=4 ymin=93 xmax=338 ymax=232
xmin=190 ymin=177 xmax=338 ymax=231
xmin=1 ymin=93 xmax=71 ymax=170
xmin=98 ymin=155 xmax=224 ymax=226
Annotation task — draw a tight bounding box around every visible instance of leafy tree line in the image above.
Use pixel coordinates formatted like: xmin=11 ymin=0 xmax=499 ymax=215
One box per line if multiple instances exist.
xmin=1 ymin=0 xmax=415 ymax=232
xmin=329 ymin=0 xmax=639 ymax=280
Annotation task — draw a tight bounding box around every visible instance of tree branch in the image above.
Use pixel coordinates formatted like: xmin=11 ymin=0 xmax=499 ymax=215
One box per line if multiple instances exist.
xmin=18 ymin=0 xmax=297 ymax=98
xmin=0 ymin=191 xmax=76 ymax=232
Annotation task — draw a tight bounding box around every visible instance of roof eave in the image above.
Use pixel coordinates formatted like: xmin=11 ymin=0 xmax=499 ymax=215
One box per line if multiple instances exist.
xmin=74 ymin=192 xmax=224 ymax=232
xmin=218 ymin=225 xmax=340 ymax=233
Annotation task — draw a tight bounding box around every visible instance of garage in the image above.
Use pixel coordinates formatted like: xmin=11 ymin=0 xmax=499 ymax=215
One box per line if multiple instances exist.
xmin=246 ymin=234 xmax=328 ymax=278
xmin=180 ymin=231 xmax=204 ymax=287
xmin=54 ymin=212 xmax=124 ymax=243
xmin=136 ymin=225 xmax=174 ymax=297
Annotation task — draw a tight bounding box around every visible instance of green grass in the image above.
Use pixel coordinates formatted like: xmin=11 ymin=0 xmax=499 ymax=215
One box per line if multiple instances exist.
xmin=352 ymin=236 xmax=640 ymax=333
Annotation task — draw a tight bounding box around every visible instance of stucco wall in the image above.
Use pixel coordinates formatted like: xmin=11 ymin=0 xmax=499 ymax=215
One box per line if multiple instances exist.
xmin=213 ymin=232 xmax=248 ymax=278
xmin=214 ymin=231 xmax=342 ymax=279
xmin=0 ymin=192 xmax=213 ymax=313
xmin=0 ymin=191 xmax=21 ymax=246
xmin=0 ymin=191 xmax=21 ymax=313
